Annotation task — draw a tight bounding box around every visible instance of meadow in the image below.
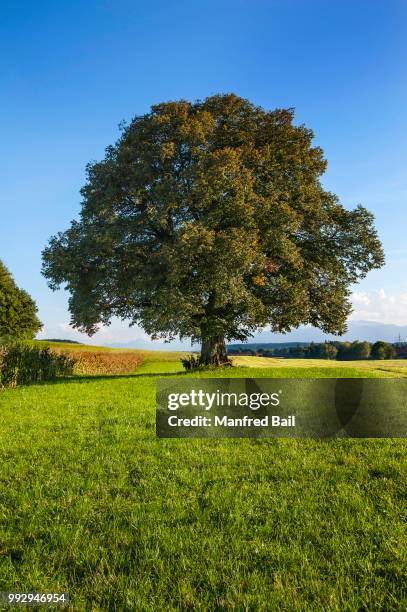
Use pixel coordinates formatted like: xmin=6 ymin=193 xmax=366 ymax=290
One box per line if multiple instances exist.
xmin=0 ymin=348 xmax=406 ymax=610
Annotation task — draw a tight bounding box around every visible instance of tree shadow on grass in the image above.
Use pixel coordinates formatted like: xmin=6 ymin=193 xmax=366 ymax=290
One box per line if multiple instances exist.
xmin=38 ymin=369 xmax=188 ymax=386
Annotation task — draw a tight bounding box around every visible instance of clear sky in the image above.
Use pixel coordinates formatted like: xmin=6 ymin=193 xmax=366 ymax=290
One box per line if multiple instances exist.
xmin=1 ymin=0 xmax=406 ymax=345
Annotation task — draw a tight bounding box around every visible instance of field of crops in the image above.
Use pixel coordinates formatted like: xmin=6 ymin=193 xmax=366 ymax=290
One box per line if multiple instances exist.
xmin=34 ymin=340 xmax=187 ymax=362
xmin=33 ymin=341 xmax=187 ymax=376
xmin=0 ymin=349 xmax=405 ymax=610
xmin=232 ymin=355 xmax=407 ymax=377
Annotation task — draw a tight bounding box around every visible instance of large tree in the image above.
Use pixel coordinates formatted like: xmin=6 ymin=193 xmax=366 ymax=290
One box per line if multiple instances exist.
xmin=0 ymin=260 xmax=42 ymax=342
xmin=42 ymin=94 xmax=384 ymax=365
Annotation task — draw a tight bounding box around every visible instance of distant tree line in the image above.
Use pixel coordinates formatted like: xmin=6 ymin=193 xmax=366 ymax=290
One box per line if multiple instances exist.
xmin=38 ymin=339 xmax=81 ymax=344
xmin=228 ymin=340 xmax=397 ymax=360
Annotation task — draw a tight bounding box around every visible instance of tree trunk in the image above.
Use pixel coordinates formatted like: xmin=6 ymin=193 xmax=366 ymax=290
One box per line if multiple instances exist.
xmin=200 ymin=335 xmax=231 ymax=366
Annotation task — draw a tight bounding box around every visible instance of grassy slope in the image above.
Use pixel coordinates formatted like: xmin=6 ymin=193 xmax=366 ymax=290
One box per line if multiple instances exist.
xmin=232 ymin=356 xmax=407 ymax=377
xmin=0 ymin=356 xmax=406 ymax=610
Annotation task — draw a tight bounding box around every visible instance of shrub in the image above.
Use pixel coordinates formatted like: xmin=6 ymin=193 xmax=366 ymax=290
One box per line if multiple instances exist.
xmin=0 ymin=344 xmax=74 ymax=388
xmin=181 ymin=354 xmax=201 ymax=371
xmin=181 ymin=353 xmax=232 ymax=371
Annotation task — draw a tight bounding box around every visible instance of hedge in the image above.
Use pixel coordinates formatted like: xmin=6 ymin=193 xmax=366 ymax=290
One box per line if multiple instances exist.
xmin=0 ymin=344 xmax=74 ymax=388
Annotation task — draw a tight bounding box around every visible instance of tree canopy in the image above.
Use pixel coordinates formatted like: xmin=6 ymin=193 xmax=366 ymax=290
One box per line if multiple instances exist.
xmin=42 ymin=94 xmax=384 ymax=365
xmin=371 ymin=340 xmax=395 ymax=360
xmin=0 ymin=260 xmax=42 ymax=342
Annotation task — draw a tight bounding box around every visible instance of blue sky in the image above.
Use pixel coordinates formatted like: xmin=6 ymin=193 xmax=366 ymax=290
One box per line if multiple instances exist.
xmin=1 ymin=0 xmax=406 ymax=345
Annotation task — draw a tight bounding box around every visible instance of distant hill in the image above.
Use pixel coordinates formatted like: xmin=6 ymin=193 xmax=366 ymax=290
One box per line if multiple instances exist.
xmin=243 ymin=321 xmax=407 ymax=345
xmin=38 ymin=338 xmax=82 ymax=344
xmin=106 ymin=339 xmax=197 ymax=351
xmin=227 ymin=322 xmax=407 ymax=354
xmin=228 ymin=342 xmax=310 ymax=351
xmin=65 ymin=320 xmax=407 ymax=350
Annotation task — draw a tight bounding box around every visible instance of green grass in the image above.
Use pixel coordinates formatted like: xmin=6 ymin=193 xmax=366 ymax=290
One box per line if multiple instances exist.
xmin=0 ymin=358 xmax=406 ymax=610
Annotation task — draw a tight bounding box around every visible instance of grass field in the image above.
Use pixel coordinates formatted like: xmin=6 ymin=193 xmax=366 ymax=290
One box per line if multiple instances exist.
xmin=0 ymin=350 xmax=406 ymax=610
xmin=232 ymin=355 xmax=407 ymax=378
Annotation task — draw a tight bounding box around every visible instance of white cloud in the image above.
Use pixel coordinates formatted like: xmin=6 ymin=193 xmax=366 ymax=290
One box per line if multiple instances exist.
xmin=37 ymin=318 xmax=195 ymax=348
xmin=350 ymin=289 xmax=407 ymax=326
xmin=37 ymin=320 xmax=153 ymax=345
xmin=351 ymin=292 xmax=371 ymax=306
